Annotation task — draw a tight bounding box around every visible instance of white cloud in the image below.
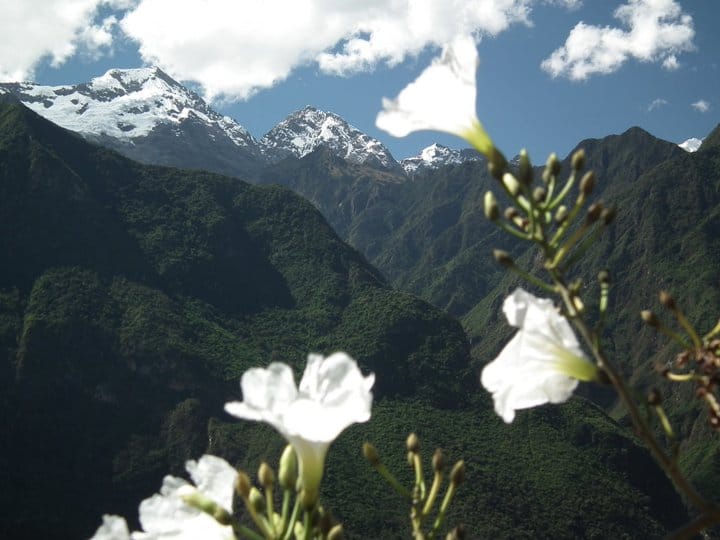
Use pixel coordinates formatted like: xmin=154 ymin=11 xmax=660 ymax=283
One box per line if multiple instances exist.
xmin=541 ymin=0 xmax=695 ymax=80
xmin=0 ymin=1 xmax=128 ymax=82
xmin=120 ymin=0 xmax=536 ymax=102
xmin=647 ymin=98 xmax=667 ymax=111
xmin=662 ymin=54 xmax=679 ymax=70
xmin=544 ymin=0 xmax=582 ymax=9
xmin=692 ymin=99 xmax=710 ymax=113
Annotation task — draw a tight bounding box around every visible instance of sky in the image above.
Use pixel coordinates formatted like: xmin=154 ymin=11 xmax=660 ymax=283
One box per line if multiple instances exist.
xmin=0 ymin=0 xmax=718 ymax=161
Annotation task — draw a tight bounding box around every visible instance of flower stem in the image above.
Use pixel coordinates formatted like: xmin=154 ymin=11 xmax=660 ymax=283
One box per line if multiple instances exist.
xmin=554 ymin=277 xmax=712 ymax=514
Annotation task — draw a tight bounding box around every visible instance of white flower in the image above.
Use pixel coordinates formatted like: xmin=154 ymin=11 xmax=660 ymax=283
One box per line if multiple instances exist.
xmin=90 ymin=455 xmax=237 ymax=540
xmin=480 ymin=288 xmax=598 ymax=423
xmin=375 ymin=34 xmax=495 ymax=158
xmin=225 ymin=352 xmax=374 ymax=504
xmin=90 ymin=515 xmax=130 ymax=540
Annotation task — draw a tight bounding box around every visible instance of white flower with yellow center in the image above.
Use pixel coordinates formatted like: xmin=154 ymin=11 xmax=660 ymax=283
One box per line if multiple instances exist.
xmin=481 ymin=288 xmax=598 ymax=423
xmin=375 ymin=34 xmax=495 ymax=159
xmin=225 ymin=352 xmax=374 ymax=505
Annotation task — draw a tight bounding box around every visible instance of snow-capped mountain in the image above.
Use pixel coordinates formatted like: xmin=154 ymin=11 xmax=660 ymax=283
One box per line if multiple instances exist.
xmin=260 ymin=106 xmax=399 ymax=170
xmin=400 ymin=143 xmax=483 ymax=174
xmin=679 ymin=137 xmax=703 ymax=152
xmin=0 ymin=67 xmax=265 ymax=175
xmin=0 ymin=67 xmax=258 ymax=148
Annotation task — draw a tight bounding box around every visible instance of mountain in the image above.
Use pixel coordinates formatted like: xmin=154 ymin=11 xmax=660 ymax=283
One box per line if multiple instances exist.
xmin=260 ymin=105 xmax=400 ymax=171
xmin=0 ymin=67 xmax=265 ymax=176
xmin=400 ymin=143 xmax=483 ymax=174
xmin=0 ymin=101 xmax=689 ymax=539
xmin=679 ymin=137 xmax=703 ymax=152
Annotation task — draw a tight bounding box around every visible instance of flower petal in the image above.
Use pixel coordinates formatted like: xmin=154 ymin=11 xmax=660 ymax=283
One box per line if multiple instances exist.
xmin=376 ymin=34 xmax=480 ymax=138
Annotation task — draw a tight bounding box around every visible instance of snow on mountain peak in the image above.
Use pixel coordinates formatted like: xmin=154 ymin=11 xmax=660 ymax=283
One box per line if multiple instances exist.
xmin=0 ymin=67 xmax=257 ymax=148
xmin=401 ymin=143 xmax=482 ymax=174
xmin=260 ymin=106 xmax=398 ymax=170
xmin=679 ymin=137 xmax=703 ymax=152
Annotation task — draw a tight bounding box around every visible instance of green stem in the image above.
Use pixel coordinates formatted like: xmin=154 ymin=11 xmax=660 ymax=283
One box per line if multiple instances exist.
xmin=547 ymin=171 xmax=577 ymax=211
xmin=554 ymin=277 xmax=711 ymax=513
xmin=234 ymin=521 xmax=267 ymax=540
xmin=281 ymin=497 xmax=302 ymax=540
xmin=421 ymin=472 xmax=442 ymax=518
xmin=374 ymin=462 xmax=412 ymax=499
xmin=429 ymin=482 xmax=457 ymax=539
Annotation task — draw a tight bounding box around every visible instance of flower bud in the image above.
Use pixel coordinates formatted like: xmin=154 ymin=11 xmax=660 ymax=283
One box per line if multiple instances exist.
xmin=554 ymin=205 xmax=568 ymax=224
xmin=493 ymin=249 xmax=514 ymax=268
xmin=641 ymin=310 xmax=659 ymax=327
xmin=585 ymin=202 xmax=602 ymax=224
xmin=647 ymin=388 xmax=662 ymax=406
xmin=181 ymin=489 xmax=232 ymax=525
xmin=659 ymin=290 xmax=676 ymax=310
xmin=518 ymin=149 xmax=532 ymax=186
xmin=258 ymin=462 xmax=274 ymax=489
xmin=279 ymin=445 xmax=297 ymax=490
xmin=328 ymin=524 xmax=344 ymax=540
xmin=484 ymin=191 xmax=499 ymax=221
xmin=432 ymin=448 xmax=445 ymax=473
xmin=598 ymin=270 xmax=610 ymax=285
xmin=533 ymin=187 xmax=547 ymax=203
xmin=601 ymin=207 xmax=616 ymax=225
xmin=504 ymin=207 xmax=519 ymax=220
xmin=446 ymin=525 xmax=466 ymax=540
xmin=543 ymin=153 xmax=561 ymax=182
xmin=450 ymin=460 xmax=465 ymax=485
xmin=571 ymin=149 xmax=585 ymax=171
xmin=249 ymin=487 xmax=265 ymax=513
xmin=362 ymin=442 xmax=381 ymax=467
xmin=236 ymin=470 xmax=252 ymax=499
xmin=579 ymin=171 xmax=595 ymax=196
xmin=406 ymin=433 xmax=420 ymax=453
xmin=502 ymin=173 xmax=520 ymax=197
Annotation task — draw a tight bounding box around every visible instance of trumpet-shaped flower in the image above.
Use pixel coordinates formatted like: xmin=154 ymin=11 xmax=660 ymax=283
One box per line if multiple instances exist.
xmin=375 ymin=34 xmax=495 ymax=159
xmin=225 ymin=352 xmax=374 ymax=505
xmin=90 ymin=455 xmax=238 ymax=540
xmin=481 ymin=288 xmax=597 ymax=423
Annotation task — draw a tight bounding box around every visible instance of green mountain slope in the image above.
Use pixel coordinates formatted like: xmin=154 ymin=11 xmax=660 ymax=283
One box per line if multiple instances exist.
xmin=0 ymin=102 xmax=691 ymax=539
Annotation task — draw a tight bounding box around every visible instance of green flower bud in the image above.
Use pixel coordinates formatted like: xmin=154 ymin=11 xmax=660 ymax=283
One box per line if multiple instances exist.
xmin=601 ymin=207 xmax=616 ymax=225
xmin=585 ymin=202 xmax=602 ymax=224
xmin=571 ymin=149 xmax=586 ymax=171
xmin=363 ymin=442 xmax=381 ymax=467
xmin=406 ymin=433 xmax=420 ymax=453
xmin=659 ymin=290 xmax=676 ymax=310
xmin=533 ymin=186 xmax=547 ymax=203
xmin=580 ymin=171 xmax=595 ymax=196
xmin=236 ymin=471 xmax=252 ymax=499
xmin=493 ymin=249 xmax=514 ymax=268
xmin=450 ymin=460 xmax=466 ymax=485
xmin=328 ymin=524 xmax=344 ymax=540
xmin=543 ymin=153 xmax=561 ymax=183
xmin=279 ymin=445 xmax=297 ymax=490
xmin=484 ymin=191 xmax=499 ymax=221
xmin=598 ymin=270 xmax=611 ymax=285
xmin=554 ymin=205 xmax=568 ymax=224
xmin=432 ymin=448 xmax=445 ymax=473
xmin=504 ymin=206 xmax=519 ymax=220
xmin=518 ymin=149 xmax=532 ymax=185
xmin=258 ymin=462 xmax=274 ymax=489
xmin=502 ymin=172 xmax=520 ymax=197
xmin=249 ymin=487 xmax=265 ymax=513
xmin=641 ymin=310 xmax=659 ymax=327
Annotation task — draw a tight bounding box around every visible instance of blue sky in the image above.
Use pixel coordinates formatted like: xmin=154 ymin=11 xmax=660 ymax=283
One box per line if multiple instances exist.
xmin=1 ymin=0 xmax=718 ymax=161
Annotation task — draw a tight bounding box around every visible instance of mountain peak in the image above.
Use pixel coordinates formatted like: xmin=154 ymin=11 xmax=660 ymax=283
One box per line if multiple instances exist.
xmin=0 ymin=67 xmax=258 ymax=150
xmin=400 ymin=143 xmax=482 ymax=174
xmin=260 ymin=106 xmax=399 ymax=170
